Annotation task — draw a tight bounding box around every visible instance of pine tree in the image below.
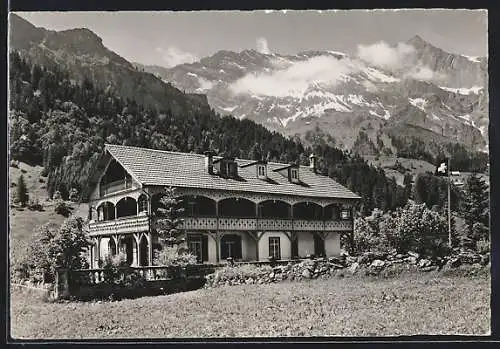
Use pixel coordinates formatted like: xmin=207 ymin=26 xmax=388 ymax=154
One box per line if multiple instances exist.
xmin=461 ymin=173 xmax=489 ymax=243
xmin=154 ymin=187 xmax=186 ymax=250
xmin=16 ymin=174 xmax=29 ymax=207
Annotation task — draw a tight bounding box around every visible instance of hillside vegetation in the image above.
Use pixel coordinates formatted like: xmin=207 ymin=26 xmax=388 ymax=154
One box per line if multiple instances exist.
xmin=9 ymin=51 xmax=410 ymax=216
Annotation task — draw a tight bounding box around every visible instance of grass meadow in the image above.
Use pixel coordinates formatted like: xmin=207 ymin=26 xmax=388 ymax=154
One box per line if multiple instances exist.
xmin=10 ymin=272 xmax=490 ymax=339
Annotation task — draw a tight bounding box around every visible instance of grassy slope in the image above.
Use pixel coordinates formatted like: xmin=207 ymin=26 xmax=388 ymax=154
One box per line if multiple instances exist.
xmin=9 ymin=162 xmax=88 ymax=266
xmin=363 ymin=156 xmax=435 ymax=186
xmin=11 ymin=273 xmax=489 ymax=338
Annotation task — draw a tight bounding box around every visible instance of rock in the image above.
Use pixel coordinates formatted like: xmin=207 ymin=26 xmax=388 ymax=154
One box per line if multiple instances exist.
xmin=269 ymin=272 xmax=275 ymax=279
xmin=370 ymin=259 xmax=385 ymax=268
xmin=346 ymin=256 xmax=357 ymax=264
xmin=408 ymin=251 xmax=420 ymax=259
xmin=328 ymin=257 xmax=344 ymax=265
xmin=302 ymin=269 xmax=312 ymax=279
xmin=418 ymin=259 xmax=432 ymax=268
xmin=396 ymin=254 xmax=404 ymax=259
xmin=420 ymin=266 xmax=436 ymax=272
xmin=407 ymin=256 xmax=418 ymax=264
xmin=449 ymin=257 xmax=461 ymax=268
xmin=348 ymin=262 xmax=360 ymax=274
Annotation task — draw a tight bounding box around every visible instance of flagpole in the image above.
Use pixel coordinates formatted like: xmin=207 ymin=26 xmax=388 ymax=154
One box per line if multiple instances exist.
xmin=448 ymin=157 xmax=452 ymax=248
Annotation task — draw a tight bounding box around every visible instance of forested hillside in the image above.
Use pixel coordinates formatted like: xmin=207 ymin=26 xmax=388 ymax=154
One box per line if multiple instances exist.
xmin=9 ymin=51 xmax=410 ymax=215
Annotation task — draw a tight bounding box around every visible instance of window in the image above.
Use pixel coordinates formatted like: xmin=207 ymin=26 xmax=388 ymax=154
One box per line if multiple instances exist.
xmin=187 ymin=234 xmax=208 ymax=262
xmin=221 ymin=234 xmax=242 ymax=260
xmin=269 ymin=237 xmax=281 ymax=260
xmin=221 ymin=160 xmax=238 ymax=178
xmin=138 ymin=195 xmax=148 ymax=213
xmin=341 ymin=208 xmax=351 ymax=220
xmin=257 ymin=165 xmax=266 ymax=177
xmin=290 ymin=168 xmax=299 ymax=182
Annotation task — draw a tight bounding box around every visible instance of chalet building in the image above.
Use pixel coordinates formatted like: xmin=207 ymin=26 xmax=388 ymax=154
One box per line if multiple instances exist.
xmin=87 ymin=144 xmax=361 ymax=267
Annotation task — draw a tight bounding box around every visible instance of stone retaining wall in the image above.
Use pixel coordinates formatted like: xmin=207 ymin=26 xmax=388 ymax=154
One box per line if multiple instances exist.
xmin=204 ymin=249 xmax=490 ymax=288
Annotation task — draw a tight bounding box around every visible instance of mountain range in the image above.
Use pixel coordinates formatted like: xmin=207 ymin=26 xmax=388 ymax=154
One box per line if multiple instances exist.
xmin=137 ymin=37 xmax=488 ymax=153
xmin=9 ymin=13 xmax=488 ymax=155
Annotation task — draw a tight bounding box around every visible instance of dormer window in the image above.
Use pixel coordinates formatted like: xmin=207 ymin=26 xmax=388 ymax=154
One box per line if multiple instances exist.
xmin=257 ymin=164 xmax=267 ymax=179
xmin=215 ymin=157 xmax=238 ymax=178
xmin=272 ymin=163 xmax=300 ymax=183
xmin=289 ymin=167 xmax=300 ymax=183
xmin=240 ymin=159 xmax=267 ymax=180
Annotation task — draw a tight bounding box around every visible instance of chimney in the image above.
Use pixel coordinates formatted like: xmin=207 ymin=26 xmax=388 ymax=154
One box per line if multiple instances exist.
xmin=204 ymin=150 xmax=215 ymax=174
xmin=309 ymin=153 xmax=317 ymax=173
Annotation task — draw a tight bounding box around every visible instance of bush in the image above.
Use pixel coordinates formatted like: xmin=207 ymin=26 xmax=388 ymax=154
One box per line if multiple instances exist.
xmin=69 ymin=188 xmax=79 ymax=202
xmin=55 ymin=200 xmax=72 ymax=217
xmin=154 ymin=246 xmax=197 ymax=267
xmin=101 ymin=253 xmax=128 ymax=284
xmin=476 ymin=239 xmax=490 ymax=254
xmin=353 ymin=202 xmax=449 ymax=258
xmin=28 ymin=197 xmax=43 ymax=211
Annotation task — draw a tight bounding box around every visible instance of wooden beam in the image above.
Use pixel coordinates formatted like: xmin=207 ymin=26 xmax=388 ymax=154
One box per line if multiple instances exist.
xmin=283 ymin=231 xmax=293 ymax=243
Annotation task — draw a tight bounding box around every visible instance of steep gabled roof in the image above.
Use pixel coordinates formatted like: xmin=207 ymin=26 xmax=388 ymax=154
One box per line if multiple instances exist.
xmin=104 ymin=144 xmax=361 ymax=200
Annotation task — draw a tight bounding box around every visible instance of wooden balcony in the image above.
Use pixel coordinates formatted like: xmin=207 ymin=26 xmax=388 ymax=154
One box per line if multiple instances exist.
xmin=181 ymin=217 xmax=353 ymax=232
xmin=89 ymin=215 xmax=149 ymax=236
xmin=89 ymin=216 xmax=353 ymax=236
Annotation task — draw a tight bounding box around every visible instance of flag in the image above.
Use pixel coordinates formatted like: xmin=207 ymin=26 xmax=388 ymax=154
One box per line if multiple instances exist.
xmin=435 ymin=160 xmax=449 ymax=176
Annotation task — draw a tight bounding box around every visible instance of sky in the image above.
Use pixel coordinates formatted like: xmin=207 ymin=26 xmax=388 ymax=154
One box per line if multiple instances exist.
xmin=14 ymin=10 xmax=488 ymax=68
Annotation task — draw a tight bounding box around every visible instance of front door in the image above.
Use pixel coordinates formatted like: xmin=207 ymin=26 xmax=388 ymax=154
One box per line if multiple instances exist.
xmin=313 ymin=233 xmax=325 ymax=257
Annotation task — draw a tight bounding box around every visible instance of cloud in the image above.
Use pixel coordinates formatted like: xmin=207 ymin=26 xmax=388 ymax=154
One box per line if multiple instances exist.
xmin=256 ymin=37 xmax=271 ymax=54
xmin=230 ymin=55 xmax=357 ymax=98
xmin=357 ymin=40 xmax=447 ymax=82
xmin=155 ymin=46 xmax=198 ymax=67
xmin=406 ymin=64 xmax=447 ymax=81
xmin=356 ymin=41 xmax=414 ymax=70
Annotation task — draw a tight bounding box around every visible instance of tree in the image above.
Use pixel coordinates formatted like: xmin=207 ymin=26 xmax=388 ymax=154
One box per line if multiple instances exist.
xmin=461 ymin=173 xmax=489 ymax=244
xmin=154 ymin=187 xmax=186 ymax=250
xmin=16 ymin=174 xmax=29 ymax=207
xmin=15 ymin=217 xmax=90 ymax=283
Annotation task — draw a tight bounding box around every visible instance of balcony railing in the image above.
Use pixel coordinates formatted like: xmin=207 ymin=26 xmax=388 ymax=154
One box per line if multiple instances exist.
xmin=89 ymin=216 xmax=353 ymax=236
xmin=182 ymin=217 xmax=352 ymax=232
xmin=89 ymin=215 xmax=149 ymax=235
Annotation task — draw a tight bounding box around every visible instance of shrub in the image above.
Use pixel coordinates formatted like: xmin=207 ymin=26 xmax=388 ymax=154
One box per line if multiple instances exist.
xmin=101 ymin=253 xmax=128 ymax=284
xmin=53 ymin=190 xmax=62 ymax=200
xmin=40 ymin=167 xmax=49 ymax=177
xmin=154 ymin=246 xmax=197 ymax=267
xmin=55 ymin=200 xmax=72 ymax=217
xmin=28 ymin=197 xmax=43 ymax=211
xmin=69 ymin=188 xmax=79 ymax=202
xmin=476 ymin=239 xmax=490 ymax=254
xmin=211 ymin=264 xmax=273 ymax=282
xmin=353 ymin=202 xmax=449 ymax=257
